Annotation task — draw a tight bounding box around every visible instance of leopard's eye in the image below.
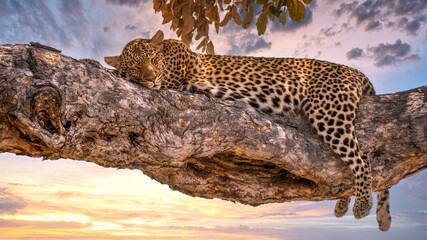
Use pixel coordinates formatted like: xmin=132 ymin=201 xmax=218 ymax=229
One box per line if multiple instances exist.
xmin=128 ymin=68 xmax=139 ymax=76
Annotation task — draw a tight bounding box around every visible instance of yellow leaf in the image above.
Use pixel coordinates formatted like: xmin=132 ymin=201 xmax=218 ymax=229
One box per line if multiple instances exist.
xmin=196 ymin=37 xmax=208 ymax=50
xmin=231 ymin=5 xmax=242 ymax=25
xmin=256 ymin=12 xmax=268 ymax=35
xmin=218 ymin=0 xmax=224 ymax=11
xmin=182 ymin=33 xmax=193 ymax=45
xmin=171 ymin=17 xmax=179 ymax=30
xmin=153 ymin=0 xmax=162 ymax=12
xmin=182 ymin=12 xmax=195 ymax=35
xmin=219 ymin=12 xmax=232 ymax=27
xmin=206 ymin=41 xmax=215 ymax=55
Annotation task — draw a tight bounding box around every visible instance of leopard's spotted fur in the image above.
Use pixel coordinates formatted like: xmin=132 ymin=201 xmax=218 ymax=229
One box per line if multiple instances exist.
xmin=104 ymin=30 xmax=390 ymax=229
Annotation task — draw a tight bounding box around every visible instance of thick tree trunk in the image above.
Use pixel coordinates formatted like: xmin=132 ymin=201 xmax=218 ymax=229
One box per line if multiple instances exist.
xmin=0 ymin=44 xmax=426 ymax=206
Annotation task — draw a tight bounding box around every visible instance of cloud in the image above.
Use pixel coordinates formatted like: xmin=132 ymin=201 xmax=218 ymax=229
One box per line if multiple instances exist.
xmin=346 ymin=48 xmax=364 ymax=60
xmin=57 ymin=0 xmax=83 ymax=15
xmin=366 ymin=39 xmax=420 ymax=67
xmin=0 ymin=187 xmax=26 ymax=214
xmin=334 ymin=1 xmax=358 ymax=17
xmin=394 ymin=0 xmax=427 ymax=16
xmin=351 ymin=0 xmax=383 ymax=24
xmin=293 ymin=23 xmax=349 ymax=57
xmin=365 ymin=20 xmax=381 ymax=31
xmin=124 ymin=24 xmax=138 ymax=31
xmin=395 ymin=16 xmax=427 ymax=35
xmin=0 ymin=0 xmax=96 ymax=52
xmin=105 ymin=0 xmax=145 ymax=7
xmin=333 ymin=0 xmax=427 ymax=35
xmin=0 ymin=218 xmax=89 ymax=229
xmin=319 ymin=25 xmax=343 ymax=37
xmin=346 ymin=39 xmax=421 ymax=67
xmin=226 ymin=34 xmax=272 ymax=55
xmin=395 ymin=211 xmax=427 ymax=224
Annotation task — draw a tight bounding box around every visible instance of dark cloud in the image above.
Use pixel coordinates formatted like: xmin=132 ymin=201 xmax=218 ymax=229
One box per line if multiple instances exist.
xmin=346 ymin=40 xmax=421 ymax=67
xmin=319 ymin=25 xmax=342 ymax=37
xmin=0 ymin=187 xmax=26 ymax=214
xmin=333 ymin=0 xmax=427 ymax=35
xmin=393 ymin=0 xmax=427 ymax=16
xmin=334 ymin=1 xmax=358 ymax=17
xmin=226 ymin=35 xmax=272 ymax=55
xmin=124 ymin=24 xmax=138 ymax=31
xmin=0 ymin=0 xmax=89 ymax=49
xmin=0 ymin=0 xmax=65 ymax=45
xmin=57 ymin=0 xmax=83 ymax=15
xmin=346 ymin=48 xmax=364 ymax=60
xmin=294 ymin=24 xmax=349 ymax=57
xmin=105 ymin=0 xmax=145 ymax=7
xmin=396 ymin=16 xmax=427 ymax=35
xmin=366 ymin=39 xmax=420 ymax=67
xmin=365 ymin=20 xmax=381 ymax=31
xmin=351 ymin=0 xmax=383 ymax=24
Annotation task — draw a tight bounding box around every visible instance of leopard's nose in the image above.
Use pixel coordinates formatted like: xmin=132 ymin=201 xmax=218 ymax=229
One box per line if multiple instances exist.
xmin=148 ymin=76 xmax=157 ymax=83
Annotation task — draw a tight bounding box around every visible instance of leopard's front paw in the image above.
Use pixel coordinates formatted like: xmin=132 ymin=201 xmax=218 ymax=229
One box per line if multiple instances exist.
xmin=334 ymin=197 xmax=350 ymax=218
xmin=353 ymin=194 xmax=372 ymax=219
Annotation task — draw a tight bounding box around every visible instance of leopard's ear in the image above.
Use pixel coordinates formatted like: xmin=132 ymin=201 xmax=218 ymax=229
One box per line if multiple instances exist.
xmin=151 ymin=30 xmax=164 ymax=44
xmin=104 ymin=55 xmax=121 ymax=69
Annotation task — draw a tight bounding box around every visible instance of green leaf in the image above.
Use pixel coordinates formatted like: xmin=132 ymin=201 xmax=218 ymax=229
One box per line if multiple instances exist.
xmin=242 ymin=5 xmax=254 ymax=29
xmin=267 ymin=11 xmax=275 ymax=21
xmin=256 ymin=12 xmax=268 ymax=35
xmin=257 ymin=0 xmax=268 ymax=4
xmin=269 ymin=5 xmax=277 ymax=15
xmin=279 ymin=11 xmax=286 ymax=25
xmin=287 ymin=0 xmax=305 ymax=23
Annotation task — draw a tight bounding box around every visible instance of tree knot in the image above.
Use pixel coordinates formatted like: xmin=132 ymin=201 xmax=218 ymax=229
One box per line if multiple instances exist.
xmin=7 ymin=80 xmax=65 ymax=151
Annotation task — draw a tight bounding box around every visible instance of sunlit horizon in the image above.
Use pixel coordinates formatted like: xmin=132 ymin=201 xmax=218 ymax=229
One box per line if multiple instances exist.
xmin=1 ymin=153 xmax=426 ymax=239
xmin=1 ymin=0 xmax=426 ymax=239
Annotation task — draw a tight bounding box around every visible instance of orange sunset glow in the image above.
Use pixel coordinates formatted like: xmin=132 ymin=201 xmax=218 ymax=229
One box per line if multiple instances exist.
xmin=1 ymin=0 xmax=427 ymax=239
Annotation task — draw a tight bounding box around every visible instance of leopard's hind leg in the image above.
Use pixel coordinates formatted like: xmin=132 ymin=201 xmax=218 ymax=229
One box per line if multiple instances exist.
xmin=304 ymin=95 xmax=373 ymax=219
xmin=335 ymin=197 xmax=351 ymax=217
xmin=334 ymin=190 xmax=391 ymax=231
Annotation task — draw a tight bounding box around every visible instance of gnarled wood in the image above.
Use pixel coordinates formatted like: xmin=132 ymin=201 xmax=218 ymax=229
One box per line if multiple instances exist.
xmin=0 ymin=44 xmax=426 ymax=206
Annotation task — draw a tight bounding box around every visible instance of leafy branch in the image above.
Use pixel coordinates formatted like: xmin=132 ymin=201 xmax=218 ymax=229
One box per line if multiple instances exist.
xmin=153 ymin=0 xmax=312 ymax=54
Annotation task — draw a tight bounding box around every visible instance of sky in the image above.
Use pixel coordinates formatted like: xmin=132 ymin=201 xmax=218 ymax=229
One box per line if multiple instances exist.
xmin=0 ymin=0 xmax=426 ymax=239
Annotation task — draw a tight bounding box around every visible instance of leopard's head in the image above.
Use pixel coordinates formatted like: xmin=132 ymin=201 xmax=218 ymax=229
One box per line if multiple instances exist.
xmin=105 ymin=30 xmax=165 ymax=88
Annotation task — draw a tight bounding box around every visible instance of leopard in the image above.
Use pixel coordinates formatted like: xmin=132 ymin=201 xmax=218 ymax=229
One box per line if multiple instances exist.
xmin=104 ymin=30 xmax=390 ymax=230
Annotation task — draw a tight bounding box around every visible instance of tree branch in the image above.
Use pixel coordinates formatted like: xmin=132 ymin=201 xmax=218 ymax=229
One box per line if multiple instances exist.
xmin=1 ymin=44 xmax=426 ymax=206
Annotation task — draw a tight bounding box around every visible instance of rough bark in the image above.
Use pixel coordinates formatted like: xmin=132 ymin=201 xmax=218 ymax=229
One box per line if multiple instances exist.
xmin=0 ymin=44 xmax=426 ymax=206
